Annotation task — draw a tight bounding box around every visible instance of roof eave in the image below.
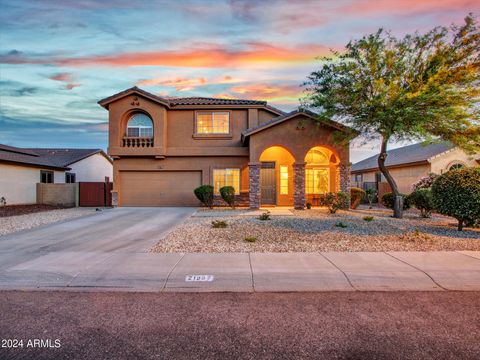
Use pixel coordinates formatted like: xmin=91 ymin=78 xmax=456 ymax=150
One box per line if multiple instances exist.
xmin=98 ymin=87 xmax=171 ymax=110
xmin=0 ymin=159 xmax=70 ymax=171
xmin=351 ymin=160 xmax=429 ymax=174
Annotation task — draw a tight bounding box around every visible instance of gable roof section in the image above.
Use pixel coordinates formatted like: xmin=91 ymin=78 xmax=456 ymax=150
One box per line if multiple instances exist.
xmin=98 ymin=86 xmax=285 ymax=115
xmin=351 ymin=142 xmax=455 ymax=173
xmin=241 ymin=109 xmax=357 ymax=142
xmin=26 ymin=148 xmax=112 ymax=166
xmin=0 ymin=145 xmax=111 ymax=170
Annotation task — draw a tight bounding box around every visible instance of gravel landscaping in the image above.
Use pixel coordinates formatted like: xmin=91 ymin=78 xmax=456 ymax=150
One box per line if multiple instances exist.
xmin=0 ymin=208 xmax=96 ymax=236
xmin=151 ymin=207 xmax=480 ymax=253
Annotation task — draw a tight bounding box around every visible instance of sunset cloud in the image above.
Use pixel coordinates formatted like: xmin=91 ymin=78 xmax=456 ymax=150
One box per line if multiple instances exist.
xmin=48 ymin=72 xmax=80 ymax=90
xmin=215 ymin=83 xmax=303 ymax=104
xmin=136 ymin=75 xmax=242 ymax=91
xmin=1 ymin=42 xmax=332 ymax=68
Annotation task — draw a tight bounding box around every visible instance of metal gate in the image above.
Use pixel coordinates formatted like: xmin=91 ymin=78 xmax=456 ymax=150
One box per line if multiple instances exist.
xmin=260 ymin=162 xmax=276 ymax=205
xmin=79 ymin=182 xmax=113 ymax=207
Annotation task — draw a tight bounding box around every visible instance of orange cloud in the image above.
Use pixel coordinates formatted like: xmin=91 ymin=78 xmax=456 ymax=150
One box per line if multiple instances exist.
xmin=48 ymin=72 xmax=80 ymax=90
xmin=136 ymin=75 xmax=243 ymax=91
xmin=340 ymin=0 xmax=477 ymax=16
xmin=4 ymin=42 xmax=332 ymax=68
xmin=216 ymin=83 xmax=303 ymax=104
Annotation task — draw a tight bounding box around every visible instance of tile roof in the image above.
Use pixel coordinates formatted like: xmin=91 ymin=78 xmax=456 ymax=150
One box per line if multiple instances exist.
xmin=242 ymin=109 xmax=356 ymax=140
xmin=169 ymin=97 xmax=266 ymax=106
xmin=0 ymin=144 xmax=110 ymax=169
xmin=98 ymin=86 xmax=284 ymax=113
xmin=351 ymin=142 xmax=455 ymax=173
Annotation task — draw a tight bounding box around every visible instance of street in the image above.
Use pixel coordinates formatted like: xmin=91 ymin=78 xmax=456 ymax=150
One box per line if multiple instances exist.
xmin=1 ymin=291 xmax=479 ymax=359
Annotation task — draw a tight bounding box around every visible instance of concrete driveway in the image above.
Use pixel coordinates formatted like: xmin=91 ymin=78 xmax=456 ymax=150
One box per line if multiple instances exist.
xmin=0 ymin=207 xmax=196 ymax=254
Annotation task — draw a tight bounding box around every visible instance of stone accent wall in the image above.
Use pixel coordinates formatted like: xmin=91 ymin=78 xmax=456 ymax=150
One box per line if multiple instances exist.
xmin=36 ymin=183 xmax=78 ymax=207
xmin=339 ymin=163 xmax=351 ymax=207
xmin=213 ymin=192 xmax=249 ymax=207
xmin=293 ymin=163 xmax=306 ymax=209
xmin=248 ymin=163 xmax=261 ymax=209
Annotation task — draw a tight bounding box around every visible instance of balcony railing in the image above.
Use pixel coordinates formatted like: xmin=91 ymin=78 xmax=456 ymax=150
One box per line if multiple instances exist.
xmin=122 ymin=137 xmax=154 ymax=148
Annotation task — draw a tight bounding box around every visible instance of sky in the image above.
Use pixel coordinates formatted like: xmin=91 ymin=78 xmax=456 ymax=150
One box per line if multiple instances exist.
xmin=0 ymin=0 xmax=478 ymax=162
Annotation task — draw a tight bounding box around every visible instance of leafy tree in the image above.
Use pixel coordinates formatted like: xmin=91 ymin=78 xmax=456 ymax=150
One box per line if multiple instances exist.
xmin=304 ymin=15 xmax=480 ymax=218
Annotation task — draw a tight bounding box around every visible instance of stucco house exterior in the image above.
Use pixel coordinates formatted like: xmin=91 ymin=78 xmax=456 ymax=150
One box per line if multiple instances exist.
xmin=351 ymin=142 xmax=480 ymax=194
xmin=99 ymin=87 xmax=356 ymax=208
xmin=0 ymin=144 xmax=113 ymax=205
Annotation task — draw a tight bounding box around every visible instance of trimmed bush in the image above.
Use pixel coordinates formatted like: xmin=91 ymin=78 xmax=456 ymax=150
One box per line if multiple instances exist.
xmin=244 ymin=236 xmax=257 ymax=243
xmin=432 ymin=167 xmax=480 ymax=230
xmin=363 ymin=216 xmax=374 ymax=222
xmin=320 ymin=192 xmax=350 ymax=214
xmin=219 ymin=186 xmax=235 ymax=209
xmin=381 ymin=192 xmax=411 ymax=210
xmin=408 ymin=189 xmax=434 ymax=218
xmin=350 ymin=187 xmax=365 ymax=209
xmin=194 ymin=185 xmax=214 ymax=208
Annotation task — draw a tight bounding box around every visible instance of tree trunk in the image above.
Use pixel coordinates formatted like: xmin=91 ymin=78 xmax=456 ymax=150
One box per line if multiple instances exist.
xmin=378 ymin=136 xmax=403 ymax=218
xmin=458 ymin=220 xmax=463 ymax=231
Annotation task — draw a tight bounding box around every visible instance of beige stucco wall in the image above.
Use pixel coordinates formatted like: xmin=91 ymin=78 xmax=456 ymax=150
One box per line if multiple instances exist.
xmin=430 ymin=148 xmax=479 ymax=174
xmin=248 ymin=115 xmax=350 ymax=165
xmin=0 ymin=164 xmax=65 ymax=205
xmin=69 ymin=153 xmax=113 ymax=182
xmin=113 ymin=156 xmax=249 ymax=206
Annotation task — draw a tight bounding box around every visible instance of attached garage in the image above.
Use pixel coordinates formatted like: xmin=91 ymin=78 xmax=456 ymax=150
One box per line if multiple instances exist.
xmin=119 ymin=171 xmax=201 ymax=206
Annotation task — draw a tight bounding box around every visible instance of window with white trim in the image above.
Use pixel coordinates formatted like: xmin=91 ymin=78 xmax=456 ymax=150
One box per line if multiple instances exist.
xmin=213 ymin=168 xmax=240 ymax=194
xmin=196 ymin=112 xmax=229 ymax=134
xmin=126 ymin=113 xmax=153 ymax=137
xmin=40 ymin=170 xmax=54 ymax=184
xmin=65 ymin=172 xmax=76 ymax=183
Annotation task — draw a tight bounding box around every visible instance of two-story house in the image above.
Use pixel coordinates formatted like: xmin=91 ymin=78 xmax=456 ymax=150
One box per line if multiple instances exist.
xmin=99 ymin=87 xmax=355 ymax=209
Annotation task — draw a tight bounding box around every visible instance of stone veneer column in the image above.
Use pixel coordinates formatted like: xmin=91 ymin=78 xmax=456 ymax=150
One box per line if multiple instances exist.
xmin=339 ymin=163 xmax=351 ymax=207
xmin=248 ymin=163 xmax=261 ymax=209
xmin=293 ymin=162 xmax=306 ymax=210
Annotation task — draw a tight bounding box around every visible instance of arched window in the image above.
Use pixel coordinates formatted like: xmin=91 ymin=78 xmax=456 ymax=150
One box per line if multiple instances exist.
xmin=449 ymin=163 xmax=464 ymax=171
xmin=126 ymin=113 xmax=153 ymax=138
xmin=304 ymin=147 xmax=329 ymax=165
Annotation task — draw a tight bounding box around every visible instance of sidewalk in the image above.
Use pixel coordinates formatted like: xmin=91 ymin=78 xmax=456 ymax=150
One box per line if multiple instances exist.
xmin=1 ymin=251 xmax=479 ymax=292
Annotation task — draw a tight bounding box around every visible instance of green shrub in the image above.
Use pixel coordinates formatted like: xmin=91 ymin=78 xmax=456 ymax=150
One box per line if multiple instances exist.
xmin=219 ymin=186 xmax=235 ymax=209
xmin=194 ymin=185 xmax=214 ymax=208
xmin=408 ymin=189 xmax=434 ymax=218
xmin=432 ymin=167 xmax=480 ymax=230
xmin=363 ymin=216 xmax=374 ymax=222
xmin=244 ymin=236 xmax=257 ymax=243
xmin=335 ymin=222 xmax=348 ymax=228
xmin=258 ymin=211 xmax=271 ymax=220
xmin=306 ymin=202 xmax=312 ymax=209
xmin=381 ymin=192 xmax=411 ymax=210
xmin=350 ymin=187 xmax=366 ymax=209
xmin=320 ymin=192 xmax=350 ymax=214
xmin=211 ymin=220 xmax=227 ymax=228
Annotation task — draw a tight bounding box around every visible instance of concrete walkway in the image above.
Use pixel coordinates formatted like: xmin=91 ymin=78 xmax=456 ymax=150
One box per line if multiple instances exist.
xmin=1 ymin=251 xmax=479 ymax=292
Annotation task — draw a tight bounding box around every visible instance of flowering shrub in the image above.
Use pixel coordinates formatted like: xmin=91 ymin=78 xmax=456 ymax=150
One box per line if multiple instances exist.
xmin=411 ymin=173 xmax=438 ymax=191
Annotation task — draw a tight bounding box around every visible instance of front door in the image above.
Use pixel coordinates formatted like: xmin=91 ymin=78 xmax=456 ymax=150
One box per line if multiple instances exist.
xmin=260 ymin=162 xmax=276 ymax=205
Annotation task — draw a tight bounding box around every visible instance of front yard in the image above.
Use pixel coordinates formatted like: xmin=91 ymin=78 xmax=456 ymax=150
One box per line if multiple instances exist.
xmin=0 ymin=206 xmax=95 ymax=236
xmin=150 ymin=207 xmax=480 ymax=253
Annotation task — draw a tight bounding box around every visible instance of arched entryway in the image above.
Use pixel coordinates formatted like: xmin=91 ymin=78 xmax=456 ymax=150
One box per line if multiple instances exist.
xmin=259 ymin=146 xmax=295 ymax=206
xmin=304 ymin=146 xmax=340 ymax=206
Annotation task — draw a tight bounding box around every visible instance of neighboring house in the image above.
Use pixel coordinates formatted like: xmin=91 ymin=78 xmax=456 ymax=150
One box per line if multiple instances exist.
xmin=99 ymin=87 xmax=357 ymax=208
xmin=0 ymin=144 xmax=113 ymax=205
xmin=351 ymin=142 xmax=480 ymax=194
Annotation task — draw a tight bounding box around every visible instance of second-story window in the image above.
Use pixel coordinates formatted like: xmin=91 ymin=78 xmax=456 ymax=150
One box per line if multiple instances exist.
xmin=196 ymin=112 xmax=229 ymax=134
xmin=126 ymin=113 xmax=153 ymax=138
